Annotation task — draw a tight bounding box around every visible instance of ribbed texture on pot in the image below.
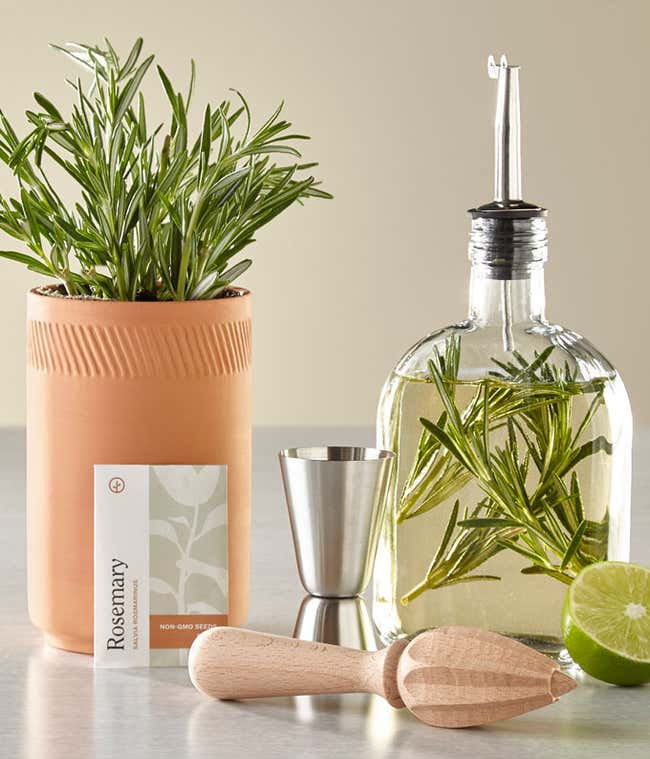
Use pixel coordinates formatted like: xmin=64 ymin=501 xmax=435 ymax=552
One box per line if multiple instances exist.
xmin=27 ymin=319 xmax=252 ymax=378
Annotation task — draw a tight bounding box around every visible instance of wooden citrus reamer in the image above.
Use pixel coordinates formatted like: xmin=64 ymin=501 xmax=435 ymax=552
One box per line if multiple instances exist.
xmin=189 ymin=625 xmax=576 ymax=728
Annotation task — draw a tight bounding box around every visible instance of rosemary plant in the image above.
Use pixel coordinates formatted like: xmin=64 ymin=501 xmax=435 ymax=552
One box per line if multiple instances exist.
xmin=399 ymin=338 xmax=611 ymax=606
xmin=0 ymin=39 xmax=331 ymax=300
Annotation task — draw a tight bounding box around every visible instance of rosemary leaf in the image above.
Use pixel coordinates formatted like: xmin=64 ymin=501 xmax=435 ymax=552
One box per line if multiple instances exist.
xmin=427 ymin=500 xmax=460 ymax=573
xmin=521 ymin=565 xmax=573 ymax=584
xmin=560 ymin=520 xmax=587 ymax=570
xmin=458 ymin=518 xmax=523 ymax=528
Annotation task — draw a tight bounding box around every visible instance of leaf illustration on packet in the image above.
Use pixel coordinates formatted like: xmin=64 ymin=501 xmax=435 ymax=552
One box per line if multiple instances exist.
xmin=154 ymin=466 xmax=222 ymax=507
xmin=149 ymin=466 xmax=228 ymax=616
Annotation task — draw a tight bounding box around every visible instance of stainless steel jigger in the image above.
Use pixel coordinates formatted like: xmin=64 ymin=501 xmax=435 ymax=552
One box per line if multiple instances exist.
xmin=278 ymin=446 xmax=394 ymax=650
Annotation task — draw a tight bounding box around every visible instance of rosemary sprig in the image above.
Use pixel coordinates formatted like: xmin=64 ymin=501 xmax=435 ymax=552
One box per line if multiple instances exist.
xmin=0 ymin=38 xmax=331 ymax=300
xmin=399 ymin=339 xmax=611 ymax=606
xmin=401 ymin=498 xmax=522 ymax=605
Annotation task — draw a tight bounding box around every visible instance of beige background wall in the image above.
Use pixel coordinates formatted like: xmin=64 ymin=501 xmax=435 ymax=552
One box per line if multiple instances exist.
xmin=0 ymin=0 xmax=648 ymax=427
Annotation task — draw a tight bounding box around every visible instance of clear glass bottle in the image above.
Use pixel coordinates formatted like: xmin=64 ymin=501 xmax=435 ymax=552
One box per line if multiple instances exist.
xmin=373 ymin=56 xmax=632 ymax=655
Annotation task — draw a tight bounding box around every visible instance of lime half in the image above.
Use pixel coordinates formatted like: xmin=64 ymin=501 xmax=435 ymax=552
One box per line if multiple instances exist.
xmin=562 ymin=561 xmax=650 ymax=685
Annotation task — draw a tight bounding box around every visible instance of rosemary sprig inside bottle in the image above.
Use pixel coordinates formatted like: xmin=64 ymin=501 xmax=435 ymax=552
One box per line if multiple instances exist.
xmin=399 ymin=337 xmax=611 ymax=606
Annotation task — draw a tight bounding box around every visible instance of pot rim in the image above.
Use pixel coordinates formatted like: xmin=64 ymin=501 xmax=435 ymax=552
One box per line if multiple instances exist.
xmin=27 ymin=284 xmax=251 ymax=326
xmin=29 ymin=283 xmax=251 ymax=304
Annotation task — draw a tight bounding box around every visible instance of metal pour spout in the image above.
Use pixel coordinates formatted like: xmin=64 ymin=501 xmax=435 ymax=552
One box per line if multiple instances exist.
xmin=488 ymin=54 xmax=522 ymax=203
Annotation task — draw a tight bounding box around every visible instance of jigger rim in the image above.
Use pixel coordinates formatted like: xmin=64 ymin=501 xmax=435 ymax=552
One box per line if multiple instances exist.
xmin=279 ymin=446 xmax=394 ymax=462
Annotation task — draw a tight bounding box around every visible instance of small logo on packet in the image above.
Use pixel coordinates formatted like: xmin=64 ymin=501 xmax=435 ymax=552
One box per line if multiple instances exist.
xmin=108 ymin=477 xmax=126 ymax=494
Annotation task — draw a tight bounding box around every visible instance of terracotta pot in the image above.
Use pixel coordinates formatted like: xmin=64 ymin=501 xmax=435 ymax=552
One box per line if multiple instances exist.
xmin=26 ymin=288 xmax=252 ymax=654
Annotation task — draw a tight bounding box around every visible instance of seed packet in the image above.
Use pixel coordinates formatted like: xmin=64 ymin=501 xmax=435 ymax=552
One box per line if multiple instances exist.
xmin=94 ymin=465 xmax=227 ymax=667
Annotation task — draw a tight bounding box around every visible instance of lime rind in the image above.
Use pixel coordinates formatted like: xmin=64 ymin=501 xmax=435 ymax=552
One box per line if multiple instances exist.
xmin=567 ymin=561 xmax=650 ymax=666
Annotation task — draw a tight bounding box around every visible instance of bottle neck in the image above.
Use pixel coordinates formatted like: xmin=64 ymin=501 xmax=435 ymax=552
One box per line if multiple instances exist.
xmin=466 ymin=213 xmax=548 ymax=334
xmin=468 ymin=263 xmax=546 ymax=327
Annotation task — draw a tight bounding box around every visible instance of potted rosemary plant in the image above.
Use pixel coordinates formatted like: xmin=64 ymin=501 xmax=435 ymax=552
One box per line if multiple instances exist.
xmin=0 ymin=39 xmax=330 ymax=653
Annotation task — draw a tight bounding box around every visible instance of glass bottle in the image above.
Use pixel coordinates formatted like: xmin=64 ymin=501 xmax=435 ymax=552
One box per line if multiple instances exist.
xmin=373 ymin=55 xmax=632 ymax=656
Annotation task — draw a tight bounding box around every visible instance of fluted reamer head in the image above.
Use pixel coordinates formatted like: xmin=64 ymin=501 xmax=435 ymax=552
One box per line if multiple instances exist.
xmin=396 ymin=626 xmax=576 ymax=728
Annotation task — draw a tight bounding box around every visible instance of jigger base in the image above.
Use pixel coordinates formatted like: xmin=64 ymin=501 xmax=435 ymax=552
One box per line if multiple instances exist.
xmin=293 ymin=595 xmax=377 ymax=651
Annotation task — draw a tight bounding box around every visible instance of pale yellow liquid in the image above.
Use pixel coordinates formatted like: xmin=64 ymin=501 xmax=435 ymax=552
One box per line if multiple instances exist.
xmin=374 ymin=372 xmax=629 ymax=650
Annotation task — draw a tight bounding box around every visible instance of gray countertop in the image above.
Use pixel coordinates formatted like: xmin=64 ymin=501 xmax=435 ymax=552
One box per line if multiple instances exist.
xmin=1 ymin=427 xmax=649 ymax=758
